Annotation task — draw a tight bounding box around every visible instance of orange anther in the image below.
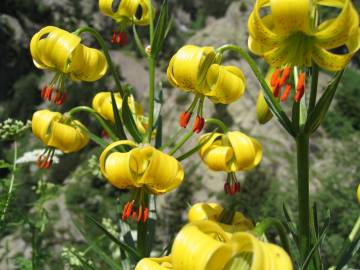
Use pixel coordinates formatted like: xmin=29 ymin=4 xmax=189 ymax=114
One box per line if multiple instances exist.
xmin=281 ymin=84 xmax=292 ymax=102
xmin=271 ymin=69 xmax=281 ymax=87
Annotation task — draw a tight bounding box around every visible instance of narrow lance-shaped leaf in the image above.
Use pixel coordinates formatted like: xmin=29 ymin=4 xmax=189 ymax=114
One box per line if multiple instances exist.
xmin=151 ymin=0 xmax=170 ymax=58
xmin=304 ymin=70 xmax=344 ymax=134
xmin=121 ymin=93 xmax=144 ymax=143
xmin=110 ymin=91 xmax=127 ymax=139
xmin=86 ymin=215 xmax=141 ymax=263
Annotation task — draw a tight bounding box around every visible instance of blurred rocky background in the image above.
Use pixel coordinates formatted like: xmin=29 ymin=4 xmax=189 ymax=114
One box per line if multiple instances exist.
xmin=1 ymin=0 xmax=359 ymax=269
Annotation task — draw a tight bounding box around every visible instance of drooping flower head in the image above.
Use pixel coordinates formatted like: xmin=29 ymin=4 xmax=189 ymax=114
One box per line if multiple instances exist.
xmin=248 ymin=0 xmax=360 ymax=102
xmin=99 ymin=140 xmax=184 ymax=222
xmin=99 ymin=0 xmax=155 ymax=44
xmin=92 ymin=92 xmax=148 ymax=134
xmin=135 ymin=220 xmax=292 ymax=270
xmin=167 ymin=45 xmax=246 ymax=133
xmin=199 ymin=131 xmax=262 ymax=195
xmin=187 ymin=202 xmax=253 ymax=233
xmin=32 ymin=110 xmax=89 ymax=168
xmin=30 ymin=26 xmax=107 ymax=105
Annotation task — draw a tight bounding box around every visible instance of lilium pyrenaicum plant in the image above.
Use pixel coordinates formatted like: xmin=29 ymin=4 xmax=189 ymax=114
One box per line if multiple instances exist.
xmin=99 ymin=140 xmax=184 ymax=222
xmin=167 ymin=45 xmax=246 ymax=133
xmin=32 ymin=110 xmax=89 ymax=169
xmin=30 ymin=26 xmax=108 ymax=105
xmin=198 ymin=131 xmax=262 ymax=195
xmin=248 ymin=0 xmax=360 ymax=103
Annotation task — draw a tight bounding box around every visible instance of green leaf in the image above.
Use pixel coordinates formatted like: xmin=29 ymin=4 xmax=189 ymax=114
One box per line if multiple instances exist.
xmin=132 ymin=25 xmax=146 ymax=57
xmin=300 ymin=210 xmax=331 ymax=270
xmin=335 ymin=234 xmax=360 ymax=270
xmin=110 ymin=91 xmax=127 ymax=139
xmin=282 ymin=203 xmax=299 ymax=246
xmin=304 ymin=70 xmax=344 ymax=134
xmin=86 ymin=215 xmax=141 ymax=263
xmin=151 ymin=0 xmax=170 ymax=58
xmin=122 ymin=93 xmax=144 ymax=143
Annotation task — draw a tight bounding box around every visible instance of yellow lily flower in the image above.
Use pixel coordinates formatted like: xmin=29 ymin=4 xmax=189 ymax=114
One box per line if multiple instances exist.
xmin=170 ymin=220 xmax=293 ymax=270
xmin=92 ymin=92 xmax=147 ymax=134
xmin=188 ymin=202 xmax=253 ymax=233
xmin=30 ymin=26 xmax=107 ymax=105
xmin=32 ymin=109 xmax=89 ymax=168
xmin=167 ymin=45 xmax=246 ymax=133
xmin=357 ymin=184 xmax=360 ymax=204
xmin=135 ymin=256 xmax=173 ymax=270
xmin=198 ymin=131 xmax=262 ymax=195
xmin=99 ymin=0 xmax=154 ymax=26
xmin=99 ymin=140 xmax=184 ymax=222
xmin=248 ymin=0 xmax=360 ymax=72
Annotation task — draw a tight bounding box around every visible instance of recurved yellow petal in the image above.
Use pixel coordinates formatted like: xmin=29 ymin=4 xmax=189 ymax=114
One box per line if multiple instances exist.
xmin=99 ymin=140 xmax=138 ymax=188
xmin=171 ymin=221 xmax=234 ymax=270
xmin=270 ymin=0 xmax=312 ymax=35
xmin=357 ymin=184 xmax=360 ymax=204
xmin=207 ymin=64 xmax=246 ymax=104
xmin=227 ymin=131 xmax=262 ymax=171
xmin=69 ymin=44 xmax=107 ymax=82
xmin=32 ymin=110 xmax=62 ymax=143
xmin=167 ymin=45 xmax=216 ymax=94
xmin=228 ymin=232 xmax=293 ymax=270
xmin=47 ymin=121 xmax=89 ymax=153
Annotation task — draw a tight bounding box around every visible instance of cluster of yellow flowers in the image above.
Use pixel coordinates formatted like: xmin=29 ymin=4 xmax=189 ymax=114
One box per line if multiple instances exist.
xmin=136 ymin=203 xmax=293 ymax=270
xmin=28 ymin=0 xmax=360 ymax=268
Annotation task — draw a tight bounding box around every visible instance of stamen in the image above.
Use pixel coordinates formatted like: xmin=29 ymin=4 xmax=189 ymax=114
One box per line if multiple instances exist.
xmin=179 ymin=111 xmax=192 ymax=128
xmin=111 ymin=31 xmax=117 ymax=44
xmin=224 ymin=173 xmax=240 ymax=196
xmin=279 ymin=67 xmax=291 ymax=86
xmin=281 ymin=84 xmax=292 ymax=102
xmin=192 ymin=115 xmax=205 ymax=133
xmin=142 ymin=208 xmax=149 ymax=223
xmin=273 ymin=78 xmax=281 ymax=98
xmin=294 ymin=72 xmax=305 ymax=102
xmin=271 ymin=69 xmax=281 ymax=87
xmin=40 ymin=86 xmax=47 ymax=99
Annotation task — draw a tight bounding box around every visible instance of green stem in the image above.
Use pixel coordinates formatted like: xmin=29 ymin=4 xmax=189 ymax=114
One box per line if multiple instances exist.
xmin=168 ymin=130 xmax=194 ymax=156
xmin=205 ymin=118 xmax=229 ymax=133
xmin=349 ymin=215 xmax=360 ymax=241
xmin=296 ymin=133 xmax=311 ymax=267
xmin=253 ymin=218 xmax=291 ymax=255
xmin=216 ymin=44 xmax=295 ymax=137
xmin=137 ymin=193 xmax=149 ymax=258
xmin=0 ymin=140 xmax=17 ymax=223
xmin=146 ymin=56 xmax=156 ymax=143
xmin=67 ymin=106 xmax=118 ymax=141
xmin=73 ymin=27 xmax=124 ymax=97
xmin=309 ymin=64 xmax=319 ymax=114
